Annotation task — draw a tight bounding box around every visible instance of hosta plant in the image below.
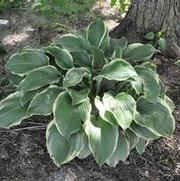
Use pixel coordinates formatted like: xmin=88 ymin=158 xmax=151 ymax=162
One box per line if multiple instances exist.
xmin=0 ymin=19 xmax=175 ymax=167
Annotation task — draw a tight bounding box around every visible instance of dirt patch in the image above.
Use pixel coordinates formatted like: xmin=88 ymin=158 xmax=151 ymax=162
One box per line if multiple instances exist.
xmin=0 ymin=3 xmax=180 ymax=181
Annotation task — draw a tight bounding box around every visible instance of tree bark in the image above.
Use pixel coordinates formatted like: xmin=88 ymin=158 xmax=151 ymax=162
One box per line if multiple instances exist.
xmin=110 ymin=0 xmax=180 ymax=58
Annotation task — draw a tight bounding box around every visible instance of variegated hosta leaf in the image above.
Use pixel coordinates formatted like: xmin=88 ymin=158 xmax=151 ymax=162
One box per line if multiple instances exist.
xmin=54 ymin=34 xmax=83 ymax=52
xmin=18 ymin=65 xmax=60 ymax=91
xmin=68 ymin=130 xmax=86 ymax=160
xmin=46 ymin=121 xmax=70 ymax=166
xmin=135 ymin=66 xmax=160 ymax=101
xmin=135 ymin=97 xmax=175 ymax=137
xmin=77 ymin=135 xmax=91 ymax=159
xmin=8 ymin=73 xmax=24 ymax=87
xmin=159 ymin=80 xmax=166 ymax=99
xmin=76 ymin=29 xmax=91 ymax=51
xmin=0 ymin=92 xmax=28 ymax=128
xmin=87 ymin=18 xmax=108 ymax=48
xmin=141 ymin=62 xmax=157 ymax=71
xmin=156 ymin=97 xmax=175 ymax=116
xmin=123 ymin=43 xmax=157 ymax=62
xmin=46 ymin=121 xmax=85 ymax=166
xmin=135 ymin=138 xmax=149 ymax=154
xmin=92 ymin=47 xmax=107 ymax=69
xmin=54 ymin=92 xmax=91 ymax=137
xmin=7 ymin=48 xmax=49 ymax=75
xmin=85 ymin=117 xmax=119 ymax=166
xmin=129 ymin=77 xmax=143 ymax=95
xmin=125 ymin=129 xmax=139 ymax=151
xmin=67 ymin=88 xmax=90 ymax=106
xmin=130 ymin=122 xmax=160 ymax=140
xmin=94 ymin=59 xmax=138 ymax=82
xmin=21 ymin=86 xmax=47 ymax=105
xmin=110 ymin=37 xmax=128 ymax=51
xmin=72 ymin=51 xmax=92 ymax=67
xmin=43 ymin=46 xmax=73 ymax=70
xmin=102 ymin=92 xmax=136 ymax=130
xmin=106 ymin=131 xmax=130 ymax=167
xmin=28 ymin=85 xmax=61 ymax=115
xmin=113 ymin=46 xmax=123 ymax=59
xmin=63 ymin=67 xmax=91 ymax=88
xmin=94 ymin=96 xmax=118 ymax=127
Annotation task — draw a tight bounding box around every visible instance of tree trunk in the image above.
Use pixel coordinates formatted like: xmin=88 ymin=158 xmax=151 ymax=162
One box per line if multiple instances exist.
xmin=110 ymin=0 xmax=180 ymax=58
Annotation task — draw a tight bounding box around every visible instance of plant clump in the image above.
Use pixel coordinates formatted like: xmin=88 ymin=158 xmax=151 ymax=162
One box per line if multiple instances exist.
xmin=0 ymin=19 xmax=175 ymax=167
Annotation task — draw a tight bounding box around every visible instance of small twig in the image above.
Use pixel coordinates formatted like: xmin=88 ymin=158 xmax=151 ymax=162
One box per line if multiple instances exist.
xmin=0 ymin=125 xmax=46 ymax=133
xmin=27 ymin=121 xmax=46 ymax=125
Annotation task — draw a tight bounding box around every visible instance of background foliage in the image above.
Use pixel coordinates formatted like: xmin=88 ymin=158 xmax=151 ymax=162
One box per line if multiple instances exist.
xmin=32 ymin=0 xmax=95 ymax=21
xmin=0 ymin=0 xmax=25 ymax=11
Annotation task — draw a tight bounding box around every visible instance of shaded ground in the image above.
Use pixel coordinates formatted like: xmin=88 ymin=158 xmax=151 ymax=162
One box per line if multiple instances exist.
xmin=0 ymin=2 xmax=180 ymax=181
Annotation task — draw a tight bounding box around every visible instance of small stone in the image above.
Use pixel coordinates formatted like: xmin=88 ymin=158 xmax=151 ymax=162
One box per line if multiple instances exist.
xmin=0 ymin=19 xmax=9 ymax=25
xmin=0 ymin=149 xmax=9 ymax=159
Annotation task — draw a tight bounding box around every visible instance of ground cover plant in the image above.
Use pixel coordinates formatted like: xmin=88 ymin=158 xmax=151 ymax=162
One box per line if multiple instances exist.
xmin=0 ymin=19 xmax=175 ymax=167
xmin=32 ymin=0 xmax=95 ymax=22
xmin=0 ymin=0 xmax=25 ymax=11
xmin=144 ymin=31 xmax=167 ymax=50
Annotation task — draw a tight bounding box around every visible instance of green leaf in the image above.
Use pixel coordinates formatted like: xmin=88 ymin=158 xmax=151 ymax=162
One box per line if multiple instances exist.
xmin=0 ymin=92 xmax=28 ymax=128
xmin=85 ymin=117 xmax=119 ymax=166
xmin=123 ymin=43 xmax=157 ymax=62
xmin=63 ymin=67 xmax=91 ymax=88
xmin=54 ymin=92 xmax=91 ymax=137
xmin=135 ymin=66 xmax=160 ymax=101
xmin=92 ymin=47 xmax=107 ymax=69
xmin=102 ymin=92 xmax=136 ymax=130
xmin=159 ymin=80 xmax=166 ymax=99
xmin=54 ymin=34 xmax=83 ymax=52
xmin=94 ymin=59 xmax=138 ymax=82
xmin=95 ymin=96 xmax=118 ymax=127
xmin=77 ymin=134 xmax=91 ymax=159
xmin=21 ymin=86 xmax=47 ymax=106
xmin=28 ymin=85 xmax=61 ymax=115
xmin=67 ymin=88 xmax=90 ymax=106
xmin=110 ymin=37 xmax=128 ymax=51
xmin=106 ymin=131 xmax=129 ymax=167
xmin=130 ymin=122 xmax=159 ymax=140
xmin=141 ymin=62 xmax=157 ymax=71
xmin=7 ymin=48 xmax=49 ymax=75
xmin=46 ymin=121 xmax=86 ymax=166
xmin=144 ymin=32 xmax=155 ymax=40
xmin=18 ymin=65 xmax=60 ymax=91
xmin=8 ymin=73 xmax=24 ymax=87
xmin=135 ymin=138 xmax=149 ymax=154
xmin=110 ymin=0 xmax=117 ymax=7
xmin=165 ymin=96 xmax=175 ymax=112
xmin=134 ymin=97 xmax=175 ymax=137
xmin=125 ymin=129 xmax=139 ymax=151
xmin=129 ymin=77 xmax=143 ymax=95
xmin=43 ymin=46 xmax=73 ymax=70
xmin=46 ymin=121 xmax=71 ymax=166
xmin=113 ymin=46 xmax=123 ymax=58
xmin=87 ymin=19 xmax=107 ymax=48
xmin=157 ymin=38 xmax=166 ymax=50
xmin=76 ymin=29 xmax=91 ymax=51
xmin=68 ymin=130 xmax=87 ymax=159
xmin=72 ymin=51 xmax=92 ymax=67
